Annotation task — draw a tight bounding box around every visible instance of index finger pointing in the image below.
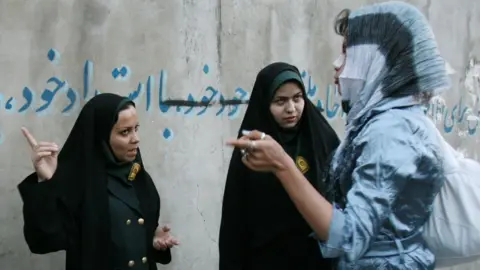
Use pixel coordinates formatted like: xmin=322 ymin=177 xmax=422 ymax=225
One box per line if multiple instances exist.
xmin=21 ymin=127 xmax=38 ymax=148
xmin=226 ymin=138 xmax=253 ymax=149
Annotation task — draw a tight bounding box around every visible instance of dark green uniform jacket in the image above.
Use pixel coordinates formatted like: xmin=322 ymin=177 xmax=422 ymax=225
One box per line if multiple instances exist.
xmin=18 ymin=93 xmax=171 ymax=270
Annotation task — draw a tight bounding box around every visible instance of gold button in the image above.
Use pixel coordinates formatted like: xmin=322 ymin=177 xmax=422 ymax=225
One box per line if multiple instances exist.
xmin=142 ymin=256 xmax=147 ymax=263
xmin=138 ymin=218 xmax=145 ymax=225
xmin=128 ymin=260 xmax=135 ymax=267
xmin=126 ymin=219 xmax=131 ymax=225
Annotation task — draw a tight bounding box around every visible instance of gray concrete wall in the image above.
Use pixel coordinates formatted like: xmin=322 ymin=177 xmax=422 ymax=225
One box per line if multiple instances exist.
xmin=0 ymin=0 xmax=479 ymax=269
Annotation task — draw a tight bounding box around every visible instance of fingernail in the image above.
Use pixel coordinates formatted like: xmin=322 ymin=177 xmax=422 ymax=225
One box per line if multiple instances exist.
xmin=241 ymin=130 xmax=251 ymax=136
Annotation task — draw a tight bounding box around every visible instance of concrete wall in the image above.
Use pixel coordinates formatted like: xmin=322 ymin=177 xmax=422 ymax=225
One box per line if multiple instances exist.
xmin=0 ymin=0 xmax=479 ymax=269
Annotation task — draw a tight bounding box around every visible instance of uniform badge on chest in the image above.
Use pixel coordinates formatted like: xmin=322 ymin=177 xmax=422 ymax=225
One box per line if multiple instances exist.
xmin=296 ymin=156 xmax=309 ymax=174
xmin=128 ymin=163 xmax=142 ymax=181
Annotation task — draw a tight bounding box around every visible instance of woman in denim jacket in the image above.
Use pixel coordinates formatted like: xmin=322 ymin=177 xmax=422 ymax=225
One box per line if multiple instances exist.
xmin=226 ymin=2 xmax=450 ymax=269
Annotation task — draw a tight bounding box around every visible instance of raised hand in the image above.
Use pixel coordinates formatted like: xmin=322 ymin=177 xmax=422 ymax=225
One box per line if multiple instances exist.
xmin=226 ymin=130 xmax=291 ymax=173
xmin=21 ymin=127 xmax=59 ymax=181
xmin=153 ymin=225 xmax=180 ymax=250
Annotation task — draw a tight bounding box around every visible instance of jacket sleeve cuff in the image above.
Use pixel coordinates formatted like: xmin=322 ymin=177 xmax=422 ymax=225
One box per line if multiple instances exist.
xmin=310 ymin=205 xmax=346 ymax=258
xmin=153 ymin=247 xmax=172 ymax=264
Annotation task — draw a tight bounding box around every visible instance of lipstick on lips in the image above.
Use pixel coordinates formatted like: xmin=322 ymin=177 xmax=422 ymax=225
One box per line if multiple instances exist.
xmin=284 ymin=116 xmax=297 ymax=123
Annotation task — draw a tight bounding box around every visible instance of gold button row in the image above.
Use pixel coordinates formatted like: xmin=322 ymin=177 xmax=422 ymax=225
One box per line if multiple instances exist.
xmin=125 ymin=218 xmax=145 ymax=225
xmin=128 ymin=257 xmax=147 ymax=267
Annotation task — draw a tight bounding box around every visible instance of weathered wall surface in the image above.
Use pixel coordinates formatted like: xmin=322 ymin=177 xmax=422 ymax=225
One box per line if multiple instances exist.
xmin=0 ymin=0 xmax=479 ymax=269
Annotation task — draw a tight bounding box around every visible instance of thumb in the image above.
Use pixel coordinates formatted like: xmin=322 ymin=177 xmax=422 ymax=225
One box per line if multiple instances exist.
xmin=51 ymin=149 xmax=59 ymax=158
xmin=241 ymin=129 xmax=266 ymax=140
xmin=162 ymin=225 xmax=171 ymax=232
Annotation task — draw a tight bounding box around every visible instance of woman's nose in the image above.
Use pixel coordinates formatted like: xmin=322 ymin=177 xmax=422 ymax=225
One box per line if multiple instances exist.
xmin=334 ymin=69 xmax=340 ymax=79
xmin=285 ymin=100 xmax=295 ymax=112
xmin=332 ymin=54 xmax=345 ymax=70
xmin=131 ymin=132 xmax=140 ymax=144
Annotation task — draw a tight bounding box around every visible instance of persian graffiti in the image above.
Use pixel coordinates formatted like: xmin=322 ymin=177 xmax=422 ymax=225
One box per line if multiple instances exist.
xmin=0 ymin=48 xmax=477 ymax=145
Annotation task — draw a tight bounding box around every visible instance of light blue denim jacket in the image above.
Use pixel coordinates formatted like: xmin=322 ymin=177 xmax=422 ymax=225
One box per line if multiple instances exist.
xmin=312 ymin=105 xmax=445 ymax=270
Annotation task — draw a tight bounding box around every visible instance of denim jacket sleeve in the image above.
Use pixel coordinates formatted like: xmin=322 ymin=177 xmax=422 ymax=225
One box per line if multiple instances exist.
xmin=312 ymin=113 xmax=421 ymax=262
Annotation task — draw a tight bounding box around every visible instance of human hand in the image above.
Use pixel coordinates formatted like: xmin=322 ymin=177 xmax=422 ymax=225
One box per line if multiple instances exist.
xmin=153 ymin=225 xmax=180 ymax=250
xmin=21 ymin=127 xmax=59 ymax=181
xmin=226 ymin=130 xmax=293 ymax=173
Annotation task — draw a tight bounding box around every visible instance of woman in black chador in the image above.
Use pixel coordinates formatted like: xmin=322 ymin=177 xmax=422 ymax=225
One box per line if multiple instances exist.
xmin=18 ymin=93 xmax=178 ymax=270
xmin=218 ymin=62 xmax=340 ymax=270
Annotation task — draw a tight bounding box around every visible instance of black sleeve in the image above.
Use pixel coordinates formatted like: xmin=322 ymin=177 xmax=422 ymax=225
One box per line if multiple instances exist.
xmin=152 ymin=245 xmax=172 ymax=264
xmin=17 ymin=172 xmax=68 ymax=254
xmin=219 ymin=149 xmax=248 ymax=270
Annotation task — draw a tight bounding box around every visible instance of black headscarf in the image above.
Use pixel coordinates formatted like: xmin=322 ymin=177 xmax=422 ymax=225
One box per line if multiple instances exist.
xmin=235 ymin=62 xmax=339 ymax=191
xmin=219 ymin=62 xmax=340 ymax=269
xmin=53 ymin=93 xmax=159 ymax=270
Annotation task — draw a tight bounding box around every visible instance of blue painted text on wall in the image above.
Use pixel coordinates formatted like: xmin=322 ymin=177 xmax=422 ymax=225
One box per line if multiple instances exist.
xmin=0 ymin=48 xmax=478 ymax=145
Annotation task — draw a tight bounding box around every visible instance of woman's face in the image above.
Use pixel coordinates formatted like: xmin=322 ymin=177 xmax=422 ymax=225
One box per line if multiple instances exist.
xmin=333 ymin=39 xmax=347 ymax=94
xmin=109 ymin=105 xmax=140 ymax=162
xmin=269 ymin=82 xmax=305 ymax=128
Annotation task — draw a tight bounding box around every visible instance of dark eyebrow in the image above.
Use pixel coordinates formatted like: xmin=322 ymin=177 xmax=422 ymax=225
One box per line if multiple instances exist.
xmin=116 ymin=124 xmax=139 ymax=130
xmin=293 ymin=91 xmax=303 ymax=96
xmin=274 ymin=91 xmax=303 ymax=99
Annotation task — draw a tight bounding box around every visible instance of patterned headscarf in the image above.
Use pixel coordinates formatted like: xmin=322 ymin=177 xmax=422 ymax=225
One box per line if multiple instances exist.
xmin=328 ymin=1 xmax=451 ymax=203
